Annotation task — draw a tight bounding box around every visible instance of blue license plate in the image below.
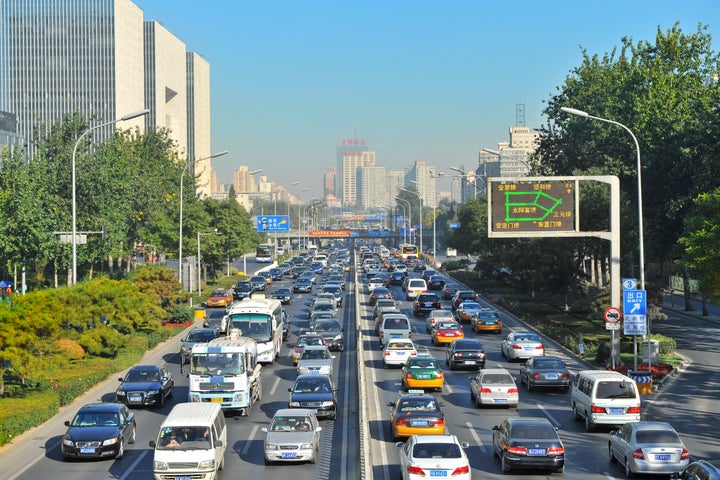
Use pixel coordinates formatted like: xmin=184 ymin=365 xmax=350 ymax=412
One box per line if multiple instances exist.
xmin=174 ymin=477 xmax=191 ymax=480
xmin=397 ymin=351 xmax=406 ymax=355
xmin=281 ymin=452 xmax=298 ymax=459
xmin=412 ymin=420 xmax=429 ymax=427
xmin=545 ymin=374 xmax=558 ymax=380
xmin=79 ymin=448 xmax=95 ymax=454
xmin=494 ymin=398 xmax=507 ymax=403
xmin=528 ymin=448 xmax=546 ymax=456
xmin=608 ymin=408 xmax=623 ymax=415
xmin=418 ymin=374 xmax=431 ymax=379
xmin=430 ymin=471 xmax=447 ymax=477
xmin=655 ymin=454 xmax=671 ymax=461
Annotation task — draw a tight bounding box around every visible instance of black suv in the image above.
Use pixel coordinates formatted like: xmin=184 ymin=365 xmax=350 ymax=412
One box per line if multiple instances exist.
xmin=233 ymin=281 xmax=254 ymax=301
xmin=413 ymin=293 xmax=442 ymax=317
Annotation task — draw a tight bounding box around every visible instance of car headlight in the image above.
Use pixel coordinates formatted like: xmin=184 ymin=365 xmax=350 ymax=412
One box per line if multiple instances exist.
xmin=334 ymin=335 xmax=342 ymax=341
xmin=300 ymin=443 xmax=314 ymax=449
xmin=298 ymin=368 xmax=308 ymax=375
xmin=103 ymin=437 xmax=119 ymax=446
xmin=147 ymin=390 xmax=159 ymax=395
xmin=321 ymin=401 xmax=334 ymax=407
xmin=289 ymin=401 xmax=301 ymax=407
xmin=62 ymin=437 xmax=75 ymax=447
xmin=198 ymin=459 xmax=215 ymax=470
xmin=154 ymin=461 xmax=168 ymax=470
xmin=116 ymin=391 xmax=126 ymax=396
xmin=265 ymin=443 xmax=279 ymax=450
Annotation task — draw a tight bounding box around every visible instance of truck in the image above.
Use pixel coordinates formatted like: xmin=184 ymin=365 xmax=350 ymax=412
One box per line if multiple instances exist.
xmin=187 ymin=332 xmax=263 ymax=416
xmin=445 ymin=247 xmax=457 ymax=258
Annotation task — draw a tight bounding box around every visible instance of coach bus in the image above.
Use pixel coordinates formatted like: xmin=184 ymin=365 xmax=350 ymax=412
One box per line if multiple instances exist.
xmin=400 ymin=243 xmax=418 ymax=260
xmin=225 ymin=296 xmax=284 ymax=363
xmin=255 ymin=243 xmax=274 ymax=263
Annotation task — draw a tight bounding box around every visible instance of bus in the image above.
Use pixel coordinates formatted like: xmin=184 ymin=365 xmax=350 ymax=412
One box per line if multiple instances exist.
xmin=224 ymin=296 xmax=284 ymax=364
xmin=400 ymin=243 xmax=418 ymax=260
xmin=255 ymin=243 xmax=274 ymax=263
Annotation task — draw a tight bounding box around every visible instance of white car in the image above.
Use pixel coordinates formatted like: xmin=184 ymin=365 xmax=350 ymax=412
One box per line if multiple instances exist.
xmin=397 ymin=434 xmax=471 ymax=480
xmin=425 ymin=309 xmax=455 ymax=333
xmin=366 ymin=277 xmax=385 ymax=292
xmin=500 ymin=331 xmax=545 ymax=361
xmin=262 ymin=408 xmax=321 ymax=465
xmin=383 ymin=338 xmax=417 ymax=368
xmin=297 ymin=345 xmax=335 ymax=377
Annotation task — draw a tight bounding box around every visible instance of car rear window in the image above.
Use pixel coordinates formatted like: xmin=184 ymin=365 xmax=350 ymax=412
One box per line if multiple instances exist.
xmin=510 ymin=423 xmax=558 ymax=439
xmin=482 ymin=373 xmax=514 ymax=384
xmin=384 ymin=318 xmax=409 ymax=329
xmin=413 ymin=443 xmax=461 ymax=459
xmin=635 ymin=430 xmax=681 ymax=444
xmin=595 ymin=380 xmax=637 ymax=399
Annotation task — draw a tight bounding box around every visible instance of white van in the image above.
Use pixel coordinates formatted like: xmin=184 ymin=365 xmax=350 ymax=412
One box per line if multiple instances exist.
xmin=150 ymin=403 xmax=227 ymax=480
xmin=405 ymin=278 xmax=428 ymax=300
xmin=570 ymin=370 xmax=641 ymax=432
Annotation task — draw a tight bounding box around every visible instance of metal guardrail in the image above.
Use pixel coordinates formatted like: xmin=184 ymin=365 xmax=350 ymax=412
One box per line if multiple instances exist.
xmin=356 ymin=255 xmax=372 ymax=479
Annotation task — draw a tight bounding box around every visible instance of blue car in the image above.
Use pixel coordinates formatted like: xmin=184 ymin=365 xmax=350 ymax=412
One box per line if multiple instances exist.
xmin=288 ymin=374 xmax=337 ymax=420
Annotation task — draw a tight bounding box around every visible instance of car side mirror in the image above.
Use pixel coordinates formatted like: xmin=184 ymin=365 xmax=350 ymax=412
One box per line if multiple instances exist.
xmin=215 ymin=440 xmax=223 ymax=447
xmin=492 ymin=425 xmax=500 ymax=431
xmin=148 ymin=440 xmax=156 ymax=448
xmin=118 ymin=377 xmax=124 ymax=382
xmin=387 ymin=402 xmax=394 ymax=407
xmin=64 ymin=421 xmax=71 ymax=427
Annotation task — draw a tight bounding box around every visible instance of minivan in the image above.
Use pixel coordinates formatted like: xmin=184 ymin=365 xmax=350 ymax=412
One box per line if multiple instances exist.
xmin=571 ymin=370 xmax=641 ymax=432
xmin=379 ymin=314 xmax=412 ymax=346
xmin=150 ymin=402 xmax=227 ymax=479
xmin=405 ymin=278 xmax=428 ymax=300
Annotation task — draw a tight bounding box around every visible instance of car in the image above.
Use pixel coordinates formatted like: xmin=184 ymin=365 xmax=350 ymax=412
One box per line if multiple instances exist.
xmin=454 ymin=300 xmax=482 ymax=323
xmin=451 ymin=290 xmax=480 ymax=309
xmin=402 ymin=356 xmax=445 ymax=392
xmin=389 ymin=271 xmax=406 ymax=285
xmin=320 ymin=284 xmax=344 ymax=306
xmin=308 ymin=310 xmax=337 ymax=330
xmin=202 ymin=309 xmax=226 ymax=333
xmin=232 ymin=281 xmax=254 ymax=301
xmin=427 ymin=275 xmax=446 ymax=290
xmin=609 ymin=421 xmax=690 ymax=477
xmin=258 ymin=270 xmax=273 ymax=284
xmin=425 ymin=309 xmax=455 ymax=333
xmin=309 ymin=261 xmax=324 ymax=274
xmin=379 ymin=314 xmax=412 ymax=346
xmin=469 ymin=367 xmax=519 ymax=408
xmin=262 ymin=408 xmax=322 ymax=465
xmin=430 ymin=321 xmax=464 ymax=345
xmin=671 ymin=460 xmax=720 ymax=480
xmin=405 ymin=279 xmax=428 ymax=300
xmin=393 ymin=264 xmax=408 ymax=274
xmin=519 ymin=356 xmax=571 ymax=391
xmin=271 ymin=287 xmax=293 ymax=305
xmin=366 ymin=277 xmax=385 ymax=292
xmin=288 ymin=374 xmax=337 ymax=420
xmin=296 ymin=344 xmax=335 ymax=377
xmin=374 ymin=298 xmax=400 ymax=318
xmin=370 ymin=287 xmax=393 ymax=305
xmin=179 ymin=328 xmax=218 ymax=365
xmin=396 ymin=434 xmax=471 ymax=480
xmin=269 ymin=267 xmax=284 ymax=281
xmin=412 ymin=261 xmax=427 ymax=272
xmin=293 ymin=277 xmax=313 ymax=293
xmin=205 ymin=288 xmax=232 ymax=308
xmin=445 ymin=339 xmax=486 ymax=370
xmin=327 ymin=274 xmax=346 ymax=290
xmin=413 ymin=293 xmax=442 ymax=317
xmin=60 ymin=402 xmax=136 ymax=460
xmin=290 ymin=333 xmax=327 ymax=365
xmin=441 ymin=285 xmax=459 ymax=300
xmin=249 ymin=275 xmax=267 ymax=291
xmin=365 ymin=263 xmax=382 ymax=278
xmin=300 ymin=271 xmax=317 ymax=284
xmin=383 ymin=338 xmax=418 ymax=368
xmin=421 ymin=269 xmax=437 ymax=282
xmin=115 ymin=365 xmax=174 ymax=408
xmin=312 ymin=318 xmax=345 ymax=351
xmin=388 ymin=390 xmax=446 ymax=441
xmin=308 ymin=298 xmax=336 ymax=319
xmin=471 ymin=307 xmax=502 ymax=333
xmin=492 ymin=417 xmax=566 ymax=474
xmin=500 ymin=331 xmax=545 ymax=361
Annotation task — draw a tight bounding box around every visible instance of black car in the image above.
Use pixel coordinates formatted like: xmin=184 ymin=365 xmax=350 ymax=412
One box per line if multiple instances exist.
xmin=115 ymin=365 xmax=174 ymax=408
xmin=492 ymin=417 xmax=565 ymax=474
xmin=271 ymin=287 xmax=293 ymax=305
xmin=61 ymin=403 xmax=136 ymax=461
xmin=249 ymin=275 xmax=267 ymax=291
xmin=427 ymin=275 xmax=446 ymax=290
xmin=413 ymin=293 xmax=442 ymax=317
xmin=269 ymin=267 xmax=284 ymax=281
xmin=180 ymin=328 xmax=218 ymax=364
xmin=293 ymin=277 xmax=313 ymax=293
xmin=202 ymin=309 xmax=226 ymax=333
xmin=312 ymin=319 xmax=345 ymax=351
xmin=288 ymin=374 xmax=337 ymax=420
xmin=421 ymin=269 xmax=437 ymax=282
xmin=445 ymin=338 xmax=487 ymax=370
xmin=389 ymin=271 xmax=406 ymax=285
xmin=518 ymin=356 xmax=571 ymax=391
xmin=233 ymin=281 xmax=254 ymax=301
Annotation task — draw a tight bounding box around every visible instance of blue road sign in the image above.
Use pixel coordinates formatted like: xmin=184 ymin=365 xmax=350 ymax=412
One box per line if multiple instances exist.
xmin=256 ymin=215 xmax=290 ymax=232
xmin=624 ymin=314 xmax=647 ymax=336
xmin=450 ymin=223 xmax=461 ymax=229
xmin=623 ymin=289 xmax=647 ymax=316
xmin=622 ymin=278 xmax=637 ymax=290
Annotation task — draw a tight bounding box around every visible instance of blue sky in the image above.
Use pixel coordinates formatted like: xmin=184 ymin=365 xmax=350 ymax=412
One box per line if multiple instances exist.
xmin=134 ymin=0 xmax=719 ymax=199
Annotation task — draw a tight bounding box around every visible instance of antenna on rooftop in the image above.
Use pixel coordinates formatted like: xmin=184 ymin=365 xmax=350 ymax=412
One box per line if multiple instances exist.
xmin=516 ymin=104 xmax=525 ymax=127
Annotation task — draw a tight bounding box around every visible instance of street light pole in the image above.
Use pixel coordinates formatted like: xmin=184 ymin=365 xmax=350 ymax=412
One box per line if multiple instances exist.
xmin=71 ymin=108 xmax=149 ymax=285
xmin=560 ymin=107 xmax=645 ymax=291
xmin=400 ymin=188 xmax=423 ymax=255
xmin=449 ymin=166 xmax=477 ymax=200
xmin=394 ymin=203 xmax=406 ymax=244
xmin=395 ymin=197 xmax=411 ymax=245
xmin=178 ymin=150 xmax=229 ymax=289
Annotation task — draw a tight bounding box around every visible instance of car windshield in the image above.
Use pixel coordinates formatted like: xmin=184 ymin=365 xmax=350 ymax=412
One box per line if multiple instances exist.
xmin=210 ymin=290 xmax=225 ymax=297
xmin=298 ymin=336 xmax=324 ymax=347
xmin=73 ymin=411 xmax=119 ymax=427
xmin=293 ymin=379 xmax=332 ymax=393
xmin=275 ymin=288 xmax=291 ymax=295
xmin=314 ymin=322 xmax=340 ymax=333
xmin=413 ymin=443 xmax=461 ymax=459
xmin=186 ymin=331 xmax=214 ymax=342
xmin=596 ymin=381 xmax=637 ymax=399
xmin=190 ymin=352 xmax=244 ymax=375
xmin=482 ymin=373 xmax=514 ymax=384
xmin=158 ymin=427 xmax=211 ymax=449
xmin=270 ymin=416 xmax=313 ymax=432
xmin=301 ymin=349 xmax=331 ymax=360
xmin=510 ymin=423 xmax=558 ymax=439
xmin=227 ymin=315 xmax=271 ymax=342
xmin=636 ymin=430 xmax=681 ymax=444
xmin=236 ymin=283 xmax=252 ymax=292
xmin=125 ymin=369 xmax=160 ymax=382
xmin=398 ymin=399 xmax=438 ymax=412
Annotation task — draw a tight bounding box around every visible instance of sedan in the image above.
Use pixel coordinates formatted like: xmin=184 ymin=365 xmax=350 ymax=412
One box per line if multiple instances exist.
xmin=609 ymin=421 xmax=690 ymax=477
xmin=115 ymin=365 xmax=174 ymax=408
xmin=445 ymin=339 xmax=486 ymax=370
xmin=501 ymin=331 xmax=545 ymax=361
xmin=312 ymin=319 xmax=345 ymax=352
xmin=61 ymin=402 xmax=136 ymax=460
xmin=431 ymin=321 xmax=464 ymax=345
xmin=288 ymin=374 xmax=337 ymax=420
xmin=388 ymin=391 xmax=446 ymax=441
xmin=519 ymin=356 xmax=571 ymax=391
xmin=297 ymin=345 xmax=335 ymax=377
xmin=389 ymin=271 xmax=406 ymax=285
xmin=402 ymin=357 xmax=444 ymax=392
xmin=492 ymin=417 xmax=565 ymax=474
xmin=249 ymin=275 xmax=267 ymax=291
xmin=262 ymin=408 xmax=322 ymax=465
xmin=293 ymin=277 xmax=313 ymax=293
xmin=370 ymin=287 xmax=393 ymax=305
xmin=454 ymin=300 xmax=482 ymax=323
xmin=425 ymin=309 xmax=455 ymax=333
xmin=469 ymin=368 xmax=519 ymax=408
xmin=413 ymin=293 xmax=442 ymax=317
xmin=397 ymin=434 xmax=471 ymax=480
xmin=441 ymin=285 xmax=459 ymax=301
xmin=427 ymin=275 xmax=446 ymax=290
xmin=205 ymin=288 xmax=232 ymax=308
xmin=179 ymin=328 xmax=218 ymax=365
xmin=290 ymin=333 xmax=327 ymax=365
xmin=383 ymin=338 xmax=418 ymax=368
xmin=471 ymin=307 xmax=502 ymax=333
xmin=271 ymin=287 xmax=293 ymax=305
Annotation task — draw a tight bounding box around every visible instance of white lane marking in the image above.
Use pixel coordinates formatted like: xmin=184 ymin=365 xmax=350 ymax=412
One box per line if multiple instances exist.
xmin=368 ymin=325 xmax=391 ymax=480
xmin=339 ymin=320 xmax=351 ymax=480
xmin=537 ymin=403 xmax=562 ymax=427
xmin=119 ymin=450 xmax=149 ymax=480
xmin=241 ymin=424 xmax=260 ymax=456
xmin=269 ymin=375 xmax=282 ymax=396
xmin=465 ymin=421 xmax=487 ymax=453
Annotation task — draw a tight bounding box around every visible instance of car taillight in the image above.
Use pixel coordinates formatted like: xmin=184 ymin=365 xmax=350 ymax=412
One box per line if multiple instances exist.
xmin=396 ymin=417 xmax=407 ymax=426
xmin=451 ymin=465 xmax=470 ymax=475
xmin=532 ymin=373 xmax=541 ymax=379
xmin=591 ymin=406 xmax=606 ymax=414
xmin=407 ymin=465 xmax=425 ymax=475
xmin=433 ymin=418 xmax=445 ymax=426
xmin=408 ymin=332 xmax=412 ymax=338
xmin=480 ymin=388 xmax=491 ymax=393
xmin=436 ymin=371 xmax=443 ymax=378
xmin=548 ymin=447 xmax=565 ymax=455
xmin=411 ymin=351 xmax=417 ymax=356
xmin=508 ymin=388 xmax=518 ymax=394
xmin=512 ymin=344 xmax=523 ymax=350
xmin=627 ymin=406 xmax=641 ymax=414
xmin=632 ymin=448 xmax=645 ymax=460
xmin=681 ymin=449 xmax=690 ymax=460
xmin=384 ymin=351 xmax=391 ymax=356
xmin=507 ymin=446 xmax=527 ymax=455
xmin=535 ymin=345 xmax=544 ymax=350
xmin=561 ymin=373 xmax=570 ymax=379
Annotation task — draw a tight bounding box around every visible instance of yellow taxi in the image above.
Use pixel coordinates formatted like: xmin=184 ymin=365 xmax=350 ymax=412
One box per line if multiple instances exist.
xmin=471 ymin=308 xmax=503 ymax=333
xmin=430 ymin=321 xmax=464 ymax=345
xmin=387 ymin=390 xmax=446 ymax=441
xmin=401 ymin=356 xmax=444 ymax=392
xmin=205 ymin=288 xmax=232 ymax=308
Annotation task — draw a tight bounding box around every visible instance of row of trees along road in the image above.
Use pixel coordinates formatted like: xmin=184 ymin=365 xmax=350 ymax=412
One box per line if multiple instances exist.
xmin=0 ymin=114 xmax=260 ymax=288
xmin=445 ymin=23 xmax=720 ymax=310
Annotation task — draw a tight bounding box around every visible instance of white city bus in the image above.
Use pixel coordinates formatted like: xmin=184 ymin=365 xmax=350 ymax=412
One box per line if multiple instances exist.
xmin=224 ymin=296 xmax=283 ymax=363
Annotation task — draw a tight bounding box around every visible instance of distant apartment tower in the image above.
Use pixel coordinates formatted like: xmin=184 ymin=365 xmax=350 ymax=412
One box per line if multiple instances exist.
xmin=336 ymin=136 xmax=369 ymax=208
xmin=323 ymin=167 xmax=337 ymax=198
xmin=341 ymin=150 xmax=376 ymax=208
xmin=386 ymin=170 xmax=405 ymax=206
xmin=357 ymin=165 xmax=387 ymax=211
xmin=186 ymin=52 xmax=212 ymax=197
xmin=405 ymin=161 xmax=437 ymax=208
xmin=479 ymin=125 xmax=540 ymax=187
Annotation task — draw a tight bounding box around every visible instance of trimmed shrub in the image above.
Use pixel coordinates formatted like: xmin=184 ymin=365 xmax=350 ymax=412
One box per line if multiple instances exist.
xmin=0 ymin=391 xmax=59 ymax=446
xmin=55 ymin=338 xmax=85 ymax=360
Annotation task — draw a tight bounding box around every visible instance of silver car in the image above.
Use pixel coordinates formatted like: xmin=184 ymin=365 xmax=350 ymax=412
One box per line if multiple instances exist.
xmin=609 ymin=421 xmax=690 ymax=477
xmin=425 ymin=309 xmax=455 ymax=333
xmin=469 ymin=368 xmax=519 ymax=408
xmin=262 ymin=408 xmax=322 ymax=464
xmin=297 ymin=345 xmax=335 ymax=377
xmin=500 ymin=331 xmax=545 ymax=361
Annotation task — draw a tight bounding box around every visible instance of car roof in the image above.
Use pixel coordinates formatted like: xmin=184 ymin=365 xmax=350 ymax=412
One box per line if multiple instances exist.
xmin=273 ymin=408 xmax=316 ymax=417
xmin=129 ymin=364 xmax=161 ymax=371
xmin=504 ymin=416 xmax=554 ymax=425
xmin=411 ymin=434 xmax=460 ymax=445
xmin=77 ymin=402 xmax=124 ymax=413
xmin=302 ymin=344 xmax=330 ymax=351
xmin=481 ymin=367 xmax=512 ymax=374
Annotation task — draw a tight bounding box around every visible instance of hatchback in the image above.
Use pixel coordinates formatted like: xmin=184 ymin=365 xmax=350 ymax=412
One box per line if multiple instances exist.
xmin=469 ymin=368 xmax=519 ymax=408
xmin=396 ymin=434 xmax=471 ymax=480
xmin=492 ymin=417 xmax=565 ymax=474
xmin=609 ymin=421 xmax=690 ymax=477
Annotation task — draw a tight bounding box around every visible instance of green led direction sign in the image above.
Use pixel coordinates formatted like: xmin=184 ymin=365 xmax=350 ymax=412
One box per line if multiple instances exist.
xmin=490 ymin=180 xmax=575 ymax=233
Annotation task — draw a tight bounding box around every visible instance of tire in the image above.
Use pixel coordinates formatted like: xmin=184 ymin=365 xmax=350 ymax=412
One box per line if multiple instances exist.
xmin=526 ymin=378 xmax=534 ymax=392
xmin=624 ymin=458 xmax=634 ymax=477
xmin=501 ymin=453 xmax=512 ymax=473
xmin=584 ymin=414 xmax=594 ymax=432
xmin=264 ymin=458 xmax=272 ymax=466
xmin=169 ymin=386 xmax=174 ymax=399
xmin=129 ymin=424 xmax=136 ymax=444
xmin=608 ymin=444 xmax=617 ymax=463
xmin=219 ymin=454 xmax=225 ymax=470
xmin=554 ymin=464 xmax=565 ymax=474
xmin=159 ymin=391 xmax=165 ymax=408
xmin=572 ymin=404 xmax=582 ymax=421
xmin=115 ymin=439 xmax=124 ymax=460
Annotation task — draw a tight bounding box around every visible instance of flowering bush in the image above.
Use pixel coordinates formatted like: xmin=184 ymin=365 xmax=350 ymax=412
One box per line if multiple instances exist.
xmin=612 ymin=363 xmax=674 ymax=381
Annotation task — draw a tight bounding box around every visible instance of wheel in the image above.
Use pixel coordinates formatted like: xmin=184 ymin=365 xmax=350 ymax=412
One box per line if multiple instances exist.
xmin=115 ymin=439 xmax=124 ymax=460
xmin=554 ymin=464 xmax=565 ymax=474
xmin=608 ymin=444 xmax=617 ymax=463
xmin=169 ymin=386 xmax=174 ymax=399
xmin=383 ymin=362 xmax=388 ymax=369
xmin=526 ymin=378 xmax=534 ymax=392
xmin=129 ymin=424 xmax=136 ymax=444
xmin=584 ymin=414 xmax=594 ymax=432
xmin=159 ymin=391 xmax=165 ymax=408
xmin=501 ymin=453 xmax=512 ymax=473
xmin=624 ymin=458 xmax=634 ymax=477
xmin=219 ymin=454 xmax=225 ymax=470
xmin=572 ymin=404 xmax=582 ymax=421
xmin=264 ymin=458 xmax=273 ymax=465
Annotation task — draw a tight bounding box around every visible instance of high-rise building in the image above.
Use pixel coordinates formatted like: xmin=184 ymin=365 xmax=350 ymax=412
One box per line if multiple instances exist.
xmin=405 ymin=161 xmax=437 ymax=207
xmin=336 ymin=136 xmax=369 ymax=208
xmin=341 ymin=150 xmax=376 ymax=208
xmin=186 ymin=52 xmax=212 ymax=197
xmin=477 ymin=125 xmax=540 ymax=191
xmin=387 ymin=170 xmax=405 ymax=205
xmin=357 ymin=165 xmax=387 ymax=211
xmin=323 ymin=167 xmax=337 ymax=198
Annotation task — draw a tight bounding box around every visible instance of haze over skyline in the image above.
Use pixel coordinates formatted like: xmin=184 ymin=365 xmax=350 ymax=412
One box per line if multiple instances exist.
xmin=134 ymin=0 xmax=719 ymax=199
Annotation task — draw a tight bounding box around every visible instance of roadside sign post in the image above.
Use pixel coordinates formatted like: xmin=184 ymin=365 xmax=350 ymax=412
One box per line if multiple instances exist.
xmin=622 ymin=280 xmax=647 ymax=371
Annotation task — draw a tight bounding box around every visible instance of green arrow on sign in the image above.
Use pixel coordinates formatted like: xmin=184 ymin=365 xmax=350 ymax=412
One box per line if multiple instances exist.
xmin=504 ymin=191 xmax=563 ymax=222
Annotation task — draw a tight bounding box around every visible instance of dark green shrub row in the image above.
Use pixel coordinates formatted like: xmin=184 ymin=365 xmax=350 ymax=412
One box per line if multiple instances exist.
xmin=0 ymin=391 xmax=59 ymax=446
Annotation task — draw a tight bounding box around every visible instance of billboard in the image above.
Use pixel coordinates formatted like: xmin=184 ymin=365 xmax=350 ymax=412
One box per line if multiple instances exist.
xmin=256 ymin=215 xmax=290 ymax=232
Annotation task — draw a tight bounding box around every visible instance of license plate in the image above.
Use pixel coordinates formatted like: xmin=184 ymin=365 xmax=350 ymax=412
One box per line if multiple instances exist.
xmin=310 ymin=371 xmax=320 ymax=375
xmin=464 ymin=361 xmax=476 ymax=365
xmin=494 ymin=398 xmax=507 ymax=403
xmin=79 ymin=448 xmax=95 ymax=454
xmin=608 ymin=408 xmax=623 ymax=415
xmin=418 ymin=374 xmax=431 ymax=379
xmin=446 ymin=333 xmax=455 ymax=336
xmin=397 ymin=351 xmax=406 ymax=355
xmin=391 ymin=334 xmax=401 ymax=338
xmin=545 ymin=374 xmax=558 ymax=380
xmin=211 ymin=397 xmax=224 ymax=403
xmin=524 ymin=347 xmax=534 ymax=351
xmin=281 ymin=452 xmax=298 ymax=459
xmin=655 ymin=454 xmax=671 ymax=461
xmin=430 ymin=470 xmax=447 ymax=477
xmin=129 ymin=395 xmax=142 ymax=402
xmin=412 ymin=420 xmax=429 ymax=427
xmin=528 ymin=448 xmax=546 ymax=456
xmin=311 ymin=409 xmax=318 ymax=413
xmin=174 ymin=477 xmax=191 ymax=480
